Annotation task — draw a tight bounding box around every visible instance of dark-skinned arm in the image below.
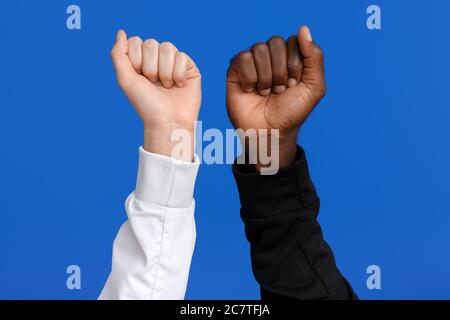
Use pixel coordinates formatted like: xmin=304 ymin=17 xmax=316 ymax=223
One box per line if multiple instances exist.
xmin=233 ymin=145 xmax=357 ymax=300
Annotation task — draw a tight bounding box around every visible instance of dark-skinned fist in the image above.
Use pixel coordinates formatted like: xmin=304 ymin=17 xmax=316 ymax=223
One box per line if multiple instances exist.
xmin=226 ymin=26 xmax=326 ymax=170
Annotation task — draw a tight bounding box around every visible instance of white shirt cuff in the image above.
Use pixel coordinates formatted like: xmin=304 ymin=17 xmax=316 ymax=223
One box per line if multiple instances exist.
xmin=134 ymin=146 xmax=200 ymax=208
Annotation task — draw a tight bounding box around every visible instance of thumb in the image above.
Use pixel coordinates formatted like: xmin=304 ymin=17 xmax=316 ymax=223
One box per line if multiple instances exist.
xmin=297 ymin=26 xmax=325 ymax=90
xmin=111 ymin=30 xmax=137 ymax=88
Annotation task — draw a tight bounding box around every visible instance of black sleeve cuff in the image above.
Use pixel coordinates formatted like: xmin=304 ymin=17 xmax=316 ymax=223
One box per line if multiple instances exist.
xmin=232 ymin=146 xmax=319 ymax=218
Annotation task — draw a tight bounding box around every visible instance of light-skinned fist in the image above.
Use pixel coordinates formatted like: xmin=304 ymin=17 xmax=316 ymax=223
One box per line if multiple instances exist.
xmin=111 ymin=30 xmax=201 ymax=161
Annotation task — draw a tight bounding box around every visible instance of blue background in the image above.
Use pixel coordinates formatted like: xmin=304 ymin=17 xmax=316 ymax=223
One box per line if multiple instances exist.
xmin=0 ymin=0 xmax=449 ymax=299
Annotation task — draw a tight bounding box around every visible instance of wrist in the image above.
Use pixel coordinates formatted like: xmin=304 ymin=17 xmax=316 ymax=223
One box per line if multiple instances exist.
xmin=143 ymin=124 xmax=195 ymax=162
xmin=277 ymin=132 xmax=299 ymax=169
xmin=253 ymin=130 xmax=298 ymax=173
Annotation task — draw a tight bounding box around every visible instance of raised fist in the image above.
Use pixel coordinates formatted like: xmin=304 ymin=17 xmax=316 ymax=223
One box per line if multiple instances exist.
xmin=111 ymin=30 xmax=201 ymax=161
xmin=226 ymin=26 xmax=325 ymax=168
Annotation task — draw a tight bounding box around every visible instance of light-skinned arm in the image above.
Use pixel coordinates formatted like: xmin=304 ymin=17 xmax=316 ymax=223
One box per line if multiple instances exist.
xmin=99 ymin=30 xmax=201 ymax=300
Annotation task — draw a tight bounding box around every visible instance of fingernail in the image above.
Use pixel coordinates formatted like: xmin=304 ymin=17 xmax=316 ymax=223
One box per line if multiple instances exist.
xmin=245 ymin=88 xmax=255 ymax=93
xmin=260 ymin=89 xmax=271 ymax=96
xmin=162 ymin=81 xmax=172 ymax=88
xmin=273 ymin=85 xmax=286 ymax=94
xmin=304 ymin=26 xmax=313 ymax=42
xmin=288 ymin=78 xmax=297 ymax=88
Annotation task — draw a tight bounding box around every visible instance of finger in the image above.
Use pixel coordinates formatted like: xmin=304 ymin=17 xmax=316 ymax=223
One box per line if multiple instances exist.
xmin=226 ymin=54 xmax=241 ymax=83
xmin=287 ymin=35 xmax=303 ymax=88
xmin=142 ymin=38 xmax=160 ymax=83
xmin=159 ymin=42 xmax=177 ymax=88
xmin=251 ymin=42 xmax=272 ymax=96
xmin=235 ymin=51 xmax=258 ymax=93
xmin=173 ymin=52 xmax=191 ymax=87
xmin=267 ymin=36 xmax=288 ymax=94
xmin=110 ymin=30 xmax=137 ymax=88
xmin=128 ymin=36 xmax=143 ymax=74
xmin=297 ymin=26 xmax=325 ymax=88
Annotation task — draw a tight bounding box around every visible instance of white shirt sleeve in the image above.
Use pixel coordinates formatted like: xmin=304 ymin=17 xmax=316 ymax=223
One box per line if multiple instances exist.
xmin=99 ymin=147 xmax=200 ymax=300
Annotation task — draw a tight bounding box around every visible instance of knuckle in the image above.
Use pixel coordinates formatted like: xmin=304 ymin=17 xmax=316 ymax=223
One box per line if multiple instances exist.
xmin=177 ymin=51 xmax=189 ymax=62
xmin=143 ymin=38 xmax=159 ymax=49
xmin=160 ymin=41 xmax=176 ymax=52
xmin=180 ymin=51 xmax=190 ymax=60
xmin=251 ymin=42 xmax=268 ymax=54
xmin=238 ymin=50 xmax=253 ymax=62
xmin=267 ymin=35 xmax=285 ymax=47
xmin=236 ymin=52 xmax=255 ymax=73
xmin=129 ymin=36 xmax=142 ymax=44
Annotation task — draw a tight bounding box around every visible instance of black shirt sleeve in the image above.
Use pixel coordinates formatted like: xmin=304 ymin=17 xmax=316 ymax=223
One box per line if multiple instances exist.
xmin=232 ymin=146 xmax=357 ymax=300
